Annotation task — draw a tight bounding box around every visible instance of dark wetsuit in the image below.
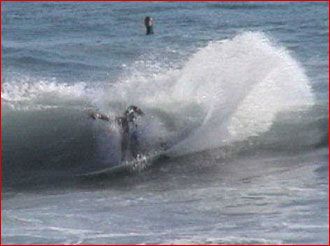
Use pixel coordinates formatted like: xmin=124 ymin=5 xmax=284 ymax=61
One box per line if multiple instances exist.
xmin=90 ymin=105 xmax=143 ymax=162
xmin=115 ymin=116 xmax=131 ymax=161
xmin=116 ymin=107 xmax=143 ymax=161
xmin=144 ymin=17 xmax=154 ymax=35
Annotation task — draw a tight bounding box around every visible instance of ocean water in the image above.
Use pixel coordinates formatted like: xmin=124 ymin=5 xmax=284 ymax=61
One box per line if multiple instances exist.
xmin=2 ymin=2 xmax=328 ymax=244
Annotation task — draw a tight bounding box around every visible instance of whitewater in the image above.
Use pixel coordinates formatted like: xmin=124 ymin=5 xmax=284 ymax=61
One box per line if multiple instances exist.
xmin=2 ymin=2 xmax=328 ymax=244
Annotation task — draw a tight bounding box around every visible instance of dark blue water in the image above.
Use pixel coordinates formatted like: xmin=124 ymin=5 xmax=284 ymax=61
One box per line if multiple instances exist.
xmin=2 ymin=2 xmax=328 ymax=244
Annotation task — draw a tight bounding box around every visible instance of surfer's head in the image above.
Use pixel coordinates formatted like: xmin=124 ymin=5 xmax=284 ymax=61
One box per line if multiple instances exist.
xmin=125 ymin=105 xmax=144 ymax=122
xmin=144 ymin=16 xmax=151 ymax=26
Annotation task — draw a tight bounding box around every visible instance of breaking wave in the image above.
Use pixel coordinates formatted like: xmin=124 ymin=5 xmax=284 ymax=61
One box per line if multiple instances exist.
xmin=2 ymin=32 xmax=324 ymax=188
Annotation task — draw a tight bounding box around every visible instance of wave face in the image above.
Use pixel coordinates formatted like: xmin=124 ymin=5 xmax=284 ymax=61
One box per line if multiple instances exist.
xmin=2 ymin=32 xmax=325 ymax=189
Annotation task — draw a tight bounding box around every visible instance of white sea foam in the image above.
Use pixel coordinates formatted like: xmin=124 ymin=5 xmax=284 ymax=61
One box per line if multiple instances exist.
xmin=1 ymin=77 xmax=101 ymax=111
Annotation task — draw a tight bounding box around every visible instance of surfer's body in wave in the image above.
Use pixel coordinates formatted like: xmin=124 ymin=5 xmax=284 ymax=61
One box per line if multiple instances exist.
xmin=89 ymin=105 xmax=144 ymax=162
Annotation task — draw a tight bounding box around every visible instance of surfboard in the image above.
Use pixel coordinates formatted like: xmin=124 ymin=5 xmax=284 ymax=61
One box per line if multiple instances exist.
xmin=79 ymin=151 xmax=168 ymax=178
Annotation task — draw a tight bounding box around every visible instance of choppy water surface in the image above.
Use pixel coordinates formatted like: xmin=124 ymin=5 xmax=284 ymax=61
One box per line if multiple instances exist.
xmin=2 ymin=2 xmax=328 ymax=244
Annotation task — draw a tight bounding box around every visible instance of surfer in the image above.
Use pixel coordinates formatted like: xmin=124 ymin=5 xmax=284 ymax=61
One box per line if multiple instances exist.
xmin=144 ymin=16 xmax=154 ymax=35
xmin=89 ymin=105 xmax=144 ymax=162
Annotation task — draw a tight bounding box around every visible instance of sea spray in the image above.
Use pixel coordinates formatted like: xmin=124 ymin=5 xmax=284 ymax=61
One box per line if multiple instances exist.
xmin=169 ymin=32 xmax=314 ymax=155
xmin=100 ymin=32 xmax=315 ymax=156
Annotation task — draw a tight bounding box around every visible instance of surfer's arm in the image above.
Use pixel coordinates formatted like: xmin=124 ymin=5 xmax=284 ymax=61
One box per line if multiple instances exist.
xmin=89 ymin=112 xmax=111 ymax=122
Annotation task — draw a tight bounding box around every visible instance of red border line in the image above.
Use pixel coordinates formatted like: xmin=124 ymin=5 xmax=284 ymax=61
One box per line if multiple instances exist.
xmin=0 ymin=0 xmax=3 ymax=245
xmin=0 ymin=0 xmax=329 ymax=246
xmin=0 ymin=0 xmax=329 ymax=2
xmin=328 ymin=1 xmax=330 ymax=245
